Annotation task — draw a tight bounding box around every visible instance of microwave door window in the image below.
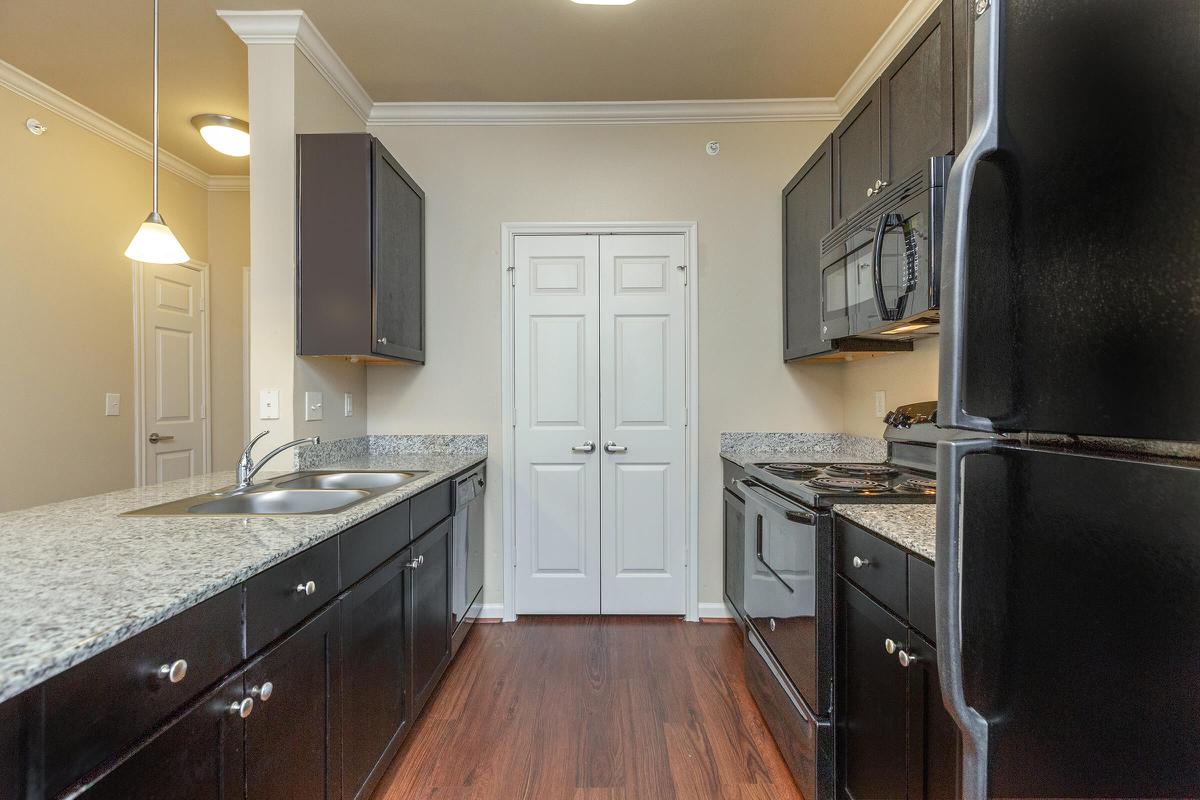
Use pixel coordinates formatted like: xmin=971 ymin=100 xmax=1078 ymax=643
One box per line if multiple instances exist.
xmin=855 ymin=249 xmax=882 ymax=332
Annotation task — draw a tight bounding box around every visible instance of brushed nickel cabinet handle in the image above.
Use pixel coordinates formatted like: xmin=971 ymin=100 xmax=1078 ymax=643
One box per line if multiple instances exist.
xmin=158 ymin=659 xmax=187 ymax=683
xmin=229 ymin=697 xmax=254 ymax=718
xmin=295 ymin=580 xmax=316 ymax=596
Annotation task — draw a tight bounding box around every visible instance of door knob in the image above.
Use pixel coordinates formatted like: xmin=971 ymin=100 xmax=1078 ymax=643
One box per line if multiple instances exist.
xmin=572 ymin=441 xmax=596 ymax=454
xmin=148 ymin=432 xmax=175 ymax=444
xmin=603 ymin=441 xmax=627 ymax=454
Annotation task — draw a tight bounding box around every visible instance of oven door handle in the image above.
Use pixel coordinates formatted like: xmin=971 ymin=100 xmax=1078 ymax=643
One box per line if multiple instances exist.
xmin=754 ymin=514 xmax=795 ymax=594
xmin=736 ymin=479 xmax=817 ymax=525
xmin=872 ymin=212 xmax=904 ymax=322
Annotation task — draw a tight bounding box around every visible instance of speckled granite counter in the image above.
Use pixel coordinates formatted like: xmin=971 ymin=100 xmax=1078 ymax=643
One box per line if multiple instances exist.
xmin=832 ymin=504 xmax=936 ymax=562
xmin=0 ymin=445 xmax=485 ymax=705
xmin=719 ymin=432 xmax=886 ymax=467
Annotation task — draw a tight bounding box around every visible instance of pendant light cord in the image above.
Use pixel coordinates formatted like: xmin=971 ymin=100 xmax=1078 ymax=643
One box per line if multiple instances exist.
xmin=152 ymin=0 xmax=159 ymax=215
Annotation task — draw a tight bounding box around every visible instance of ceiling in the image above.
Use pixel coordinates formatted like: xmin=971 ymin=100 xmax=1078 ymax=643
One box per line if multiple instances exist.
xmin=0 ymin=0 xmax=907 ymax=176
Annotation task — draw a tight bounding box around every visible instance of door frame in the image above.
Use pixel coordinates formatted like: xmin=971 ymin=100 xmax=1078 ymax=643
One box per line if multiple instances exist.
xmin=500 ymin=222 xmax=700 ymax=622
xmin=131 ymin=259 xmax=213 ymax=486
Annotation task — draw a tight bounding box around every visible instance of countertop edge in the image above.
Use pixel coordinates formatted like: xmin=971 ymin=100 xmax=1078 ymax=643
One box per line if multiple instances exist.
xmin=831 ymin=503 xmax=937 ymax=563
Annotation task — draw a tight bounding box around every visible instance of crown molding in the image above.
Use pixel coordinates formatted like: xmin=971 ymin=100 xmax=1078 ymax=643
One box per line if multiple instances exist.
xmin=207 ymin=175 xmax=251 ymax=191
xmin=0 ymin=58 xmax=215 ymax=188
xmin=217 ymin=9 xmax=372 ymax=123
xmin=833 ymin=0 xmax=941 ymax=113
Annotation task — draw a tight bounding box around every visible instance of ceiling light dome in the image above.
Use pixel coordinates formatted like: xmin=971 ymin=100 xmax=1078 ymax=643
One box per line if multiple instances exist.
xmin=191 ymin=113 xmax=250 ymax=157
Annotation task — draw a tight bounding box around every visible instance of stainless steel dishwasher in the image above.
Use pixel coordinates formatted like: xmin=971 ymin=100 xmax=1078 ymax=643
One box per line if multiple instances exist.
xmin=450 ymin=466 xmax=486 ymax=656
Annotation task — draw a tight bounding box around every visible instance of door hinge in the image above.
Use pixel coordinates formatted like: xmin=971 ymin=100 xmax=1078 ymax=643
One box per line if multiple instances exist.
xmin=507 ymin=265 xmax=516 ymax=287
xmin=676 ymin=264 xmax=687 ymax=285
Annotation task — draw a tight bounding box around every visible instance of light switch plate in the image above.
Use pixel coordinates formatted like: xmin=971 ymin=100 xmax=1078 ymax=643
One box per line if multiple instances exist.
xmin=259 ymin=389 xmax=280 ymax=420
xmin=305 ymin=391 xmax=324 ymax=422
xmin=104 ymin=393 xmax=120 ymax=416
xmin=344 ymin=393 xmax=354 ymax=417
xmin=874 ymin=390 xmax=887 ymax=418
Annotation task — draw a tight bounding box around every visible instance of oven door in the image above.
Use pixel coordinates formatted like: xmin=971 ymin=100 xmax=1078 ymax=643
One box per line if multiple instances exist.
xmin=739 ymin=479 xmax=819 ymax=711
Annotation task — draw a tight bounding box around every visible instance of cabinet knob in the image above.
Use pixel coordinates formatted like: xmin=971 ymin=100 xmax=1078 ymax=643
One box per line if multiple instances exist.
xmin=377 ymin=336 xmax=389 ymax=345
xmin=296 ymin=580 xmax=316 ymax=596
xmin=158 ymin=659 xmax=188 ymax=684
xmin=406 ymin=555 xmax=425 ymax=570
xmin=884 ymin=638 xmax=897 ymax=655
xmin=229 ymin=697 xmax=254 ymax=718
xmin=866 ymin=186 xmax=875 ymax=197
xmin=250 ymin=682 xmax=274 ymax=702
xmin=852 ymin=556 xmax=870 ymax=569
xmin=768 ymin=618 xmax=777 ymax=632
xmin=897 ymin=650 xmax=917 ymax=668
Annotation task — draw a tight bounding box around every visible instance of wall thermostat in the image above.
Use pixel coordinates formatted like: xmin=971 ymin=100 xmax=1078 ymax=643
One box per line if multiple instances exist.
xmin=705 ymin=140 xmax=720 ymax=156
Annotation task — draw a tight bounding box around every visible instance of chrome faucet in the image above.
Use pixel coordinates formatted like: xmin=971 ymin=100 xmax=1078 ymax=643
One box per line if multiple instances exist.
xmin=236 ymin=430 xmax=321 ymax=489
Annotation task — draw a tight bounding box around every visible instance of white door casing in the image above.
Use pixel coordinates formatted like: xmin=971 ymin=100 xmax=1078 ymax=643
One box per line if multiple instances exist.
xmin=599 ymin=234 xmax=688 ymax=614
xmin=513 ymin=235 xmax=603 ymax=614
xmin=135 ymin=261 xmax=210 ymax=485
xmin=511 ymin=232 xmax=688 ymax=615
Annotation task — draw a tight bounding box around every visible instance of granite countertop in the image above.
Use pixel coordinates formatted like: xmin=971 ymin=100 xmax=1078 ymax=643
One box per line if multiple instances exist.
xmin=0 ymin=445 xmax=485 ymax=705
xmin=832 ymin=504 xmax=937 ymax=562
xmin=719 ymin=432 xmax=887 ymax=467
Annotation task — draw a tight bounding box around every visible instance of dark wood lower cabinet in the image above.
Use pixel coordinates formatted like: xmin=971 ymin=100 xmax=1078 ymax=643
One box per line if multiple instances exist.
xmin=75 ymin=673 xmax=244 ymax=800
xmin=244 ymin=603 xmax=342 ymax=800
xmin=905 ymin=634 xmax=959 ymax=800
xmin=722 ymin=488 xmax=745 ymax=622
xmin=410 ymin=518 xmax=452 ymax=715
xmin=341 ymin=552 xmax=411 ymax=800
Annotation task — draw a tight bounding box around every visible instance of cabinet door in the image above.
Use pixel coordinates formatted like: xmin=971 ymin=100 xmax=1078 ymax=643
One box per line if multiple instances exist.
xmin=838 ymin=579 xmax=908 ymax=800
xmin=879 ymin=0 xmax=954 ymax=184
xmin=372 ymin=138 xmax=425 ymax=363
xmin=341 ymin=553 xmax=411 ymax=800
xmin=904 ymin=634 xmax=959 ymax=800
xmin=410 ymin=518 xmax=451 ymax=715
xmin=782 ymin=137 xmax=834 ymax=361
xmin=75 ymin=673 xmax=244 ymax=800
xmin=722 ymin=489 xmax=746 ymax=620
xmin=244 ymin=603 xmax=342 ymax=800
xmin=832 ymin=84 xmax=881 ymax=226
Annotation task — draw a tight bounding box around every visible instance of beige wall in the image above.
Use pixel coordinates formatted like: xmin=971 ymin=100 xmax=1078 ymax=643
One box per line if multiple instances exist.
xmin=0 ymin=82 xmax=250 ymax=512
xmin=207 ymin=190 xmax=250 ymax=466
xmin=365 ymin=121 xmax=849 ymax=607
xmin=842 ymin=339 xmax=940 ymax=436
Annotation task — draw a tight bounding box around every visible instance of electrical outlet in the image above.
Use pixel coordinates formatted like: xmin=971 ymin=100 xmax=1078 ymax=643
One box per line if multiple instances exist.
xmin=305 ymin=391 xmax=324 ymax=422
xmin=104 ymin=393 xmax=121 ymax=416
xmin=259 ymin=389 xmax=280 ymax=420
xmin=874 ymin=390 xmax=887 ymax=418
xmin=344 ymin=393 xmax=354 ymax=417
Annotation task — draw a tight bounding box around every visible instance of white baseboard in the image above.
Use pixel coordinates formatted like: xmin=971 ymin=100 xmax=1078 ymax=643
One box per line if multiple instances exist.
xmin=698 ymin=601 xmax=734 ymax=619
xmin=478 ymin=603 xmax=506 ymax=619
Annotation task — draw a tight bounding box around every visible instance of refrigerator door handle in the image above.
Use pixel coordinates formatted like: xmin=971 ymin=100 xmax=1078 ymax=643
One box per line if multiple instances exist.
xmin=936 ymin=437 xmax=1005 ymax=800
xmin=938 ymin=0 xmax=1001 ymax=432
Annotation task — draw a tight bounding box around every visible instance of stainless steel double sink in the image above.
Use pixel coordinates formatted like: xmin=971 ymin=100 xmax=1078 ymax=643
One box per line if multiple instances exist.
xmin=122 ymin=471 xmax=429 ymax=517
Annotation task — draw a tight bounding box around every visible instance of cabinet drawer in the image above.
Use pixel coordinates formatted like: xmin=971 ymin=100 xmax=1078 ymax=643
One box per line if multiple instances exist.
xmin=43 ymin=586 xmax=242 ymax=797
xmin=341 ymin=500 xmax=410 ymax=586
xmin=837 ymin=517 xmax=907 ymax=615
xmin=410 ymin=480 xmax=451 ymax=539
xmin=245 ymin=537 xmax=339 ymax=655
xmin=907 ymin=555 xmax=936 ymax=643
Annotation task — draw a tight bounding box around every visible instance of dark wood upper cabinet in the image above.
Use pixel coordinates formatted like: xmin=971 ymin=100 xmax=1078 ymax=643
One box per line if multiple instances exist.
xmin=783 ymin=137 xmax=835 ymax=361
xmin=243 ymin=603 xmax=342 ymax=800
xmin=831 ymin=84 xmax=882 ymax=227
xmin=297 ymin=133 xmax=426 ymax=364
xmin=879 ymin=0 xmax=954 ymax=184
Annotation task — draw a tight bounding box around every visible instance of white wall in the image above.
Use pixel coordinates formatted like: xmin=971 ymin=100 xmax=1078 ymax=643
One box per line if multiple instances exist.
xmin=366 ymin=121 xmax=849 ymax=607
xmin=842 ymin=339 xmax=940 ymax=436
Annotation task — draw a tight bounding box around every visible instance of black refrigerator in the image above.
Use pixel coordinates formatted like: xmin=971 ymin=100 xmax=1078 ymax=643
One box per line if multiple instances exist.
xmin=935 ymin=1 xmax=1200 ymax=798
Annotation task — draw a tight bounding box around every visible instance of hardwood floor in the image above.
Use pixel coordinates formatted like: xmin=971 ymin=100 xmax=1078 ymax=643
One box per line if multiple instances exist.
xmin=371 ymin=616 xmax=803 ymax=800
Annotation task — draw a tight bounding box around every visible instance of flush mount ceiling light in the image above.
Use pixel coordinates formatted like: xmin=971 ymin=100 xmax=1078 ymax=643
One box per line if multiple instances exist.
xmin=571 ymin=0 xmax=637 ymax=5
xmin=125 ymin=0 xmax=189 ymax=265
xmin=191 ymin=113 xmax=250 ymax=157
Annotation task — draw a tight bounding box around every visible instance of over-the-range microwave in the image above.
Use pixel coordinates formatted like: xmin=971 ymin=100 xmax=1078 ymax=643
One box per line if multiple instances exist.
xmin=819 ymin=156 xmax=950 ymax=341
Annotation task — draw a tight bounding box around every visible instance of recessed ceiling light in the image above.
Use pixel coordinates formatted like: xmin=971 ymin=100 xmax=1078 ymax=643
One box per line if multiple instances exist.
xmin=191 ymin=114 xmax=250 ymax=157
xmin=571 ymin=0 xmax=636 ymax=5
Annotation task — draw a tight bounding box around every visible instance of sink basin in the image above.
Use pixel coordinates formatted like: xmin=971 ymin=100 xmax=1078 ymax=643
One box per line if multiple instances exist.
xmin=276 ymin=471 xmax=423 ymax=491
xmin=188 ymin=489 xmax=369 ymax=515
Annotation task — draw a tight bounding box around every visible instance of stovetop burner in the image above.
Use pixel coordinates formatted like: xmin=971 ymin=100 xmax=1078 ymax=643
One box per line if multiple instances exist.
xmin=805 ymin=476 xmax=892 ymax=493
xmin=824 ymin=463 xmax=901 ymax=479
xmin=762 ymin=462 xmax=820 ymax=480
xmin=896 ymin=476 xmax=937 ymax=494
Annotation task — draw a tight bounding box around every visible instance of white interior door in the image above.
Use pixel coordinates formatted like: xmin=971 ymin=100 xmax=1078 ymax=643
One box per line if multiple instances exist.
xmin=140 ymin=262 xmax=208 ymax=484
xmin=514 ymin=235 xmax=602 ymax=613
xmin=599 ymin=234 xmax=687 ymax=614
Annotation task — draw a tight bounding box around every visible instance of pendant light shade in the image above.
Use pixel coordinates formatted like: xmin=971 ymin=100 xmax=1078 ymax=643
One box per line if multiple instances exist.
xmin=126 ymin=0 xmax=189 ymax=265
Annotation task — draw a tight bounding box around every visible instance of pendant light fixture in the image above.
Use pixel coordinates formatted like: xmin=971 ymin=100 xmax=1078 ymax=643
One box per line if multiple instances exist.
xmin=125 ymin=0 xmax=189 ymax=264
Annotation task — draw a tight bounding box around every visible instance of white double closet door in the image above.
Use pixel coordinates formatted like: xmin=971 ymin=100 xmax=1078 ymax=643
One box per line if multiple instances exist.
xmin=514 ymin=233 xmax=688 ymax=615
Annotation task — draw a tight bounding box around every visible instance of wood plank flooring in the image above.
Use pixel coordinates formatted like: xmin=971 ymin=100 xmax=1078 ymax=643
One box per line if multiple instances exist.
xmin=371 ymin=616 xmax=804 ymax=800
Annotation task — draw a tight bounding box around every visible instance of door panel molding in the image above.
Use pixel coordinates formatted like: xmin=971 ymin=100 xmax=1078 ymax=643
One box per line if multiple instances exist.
xmin=502 ymin=222 xmax=699 ymax=621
